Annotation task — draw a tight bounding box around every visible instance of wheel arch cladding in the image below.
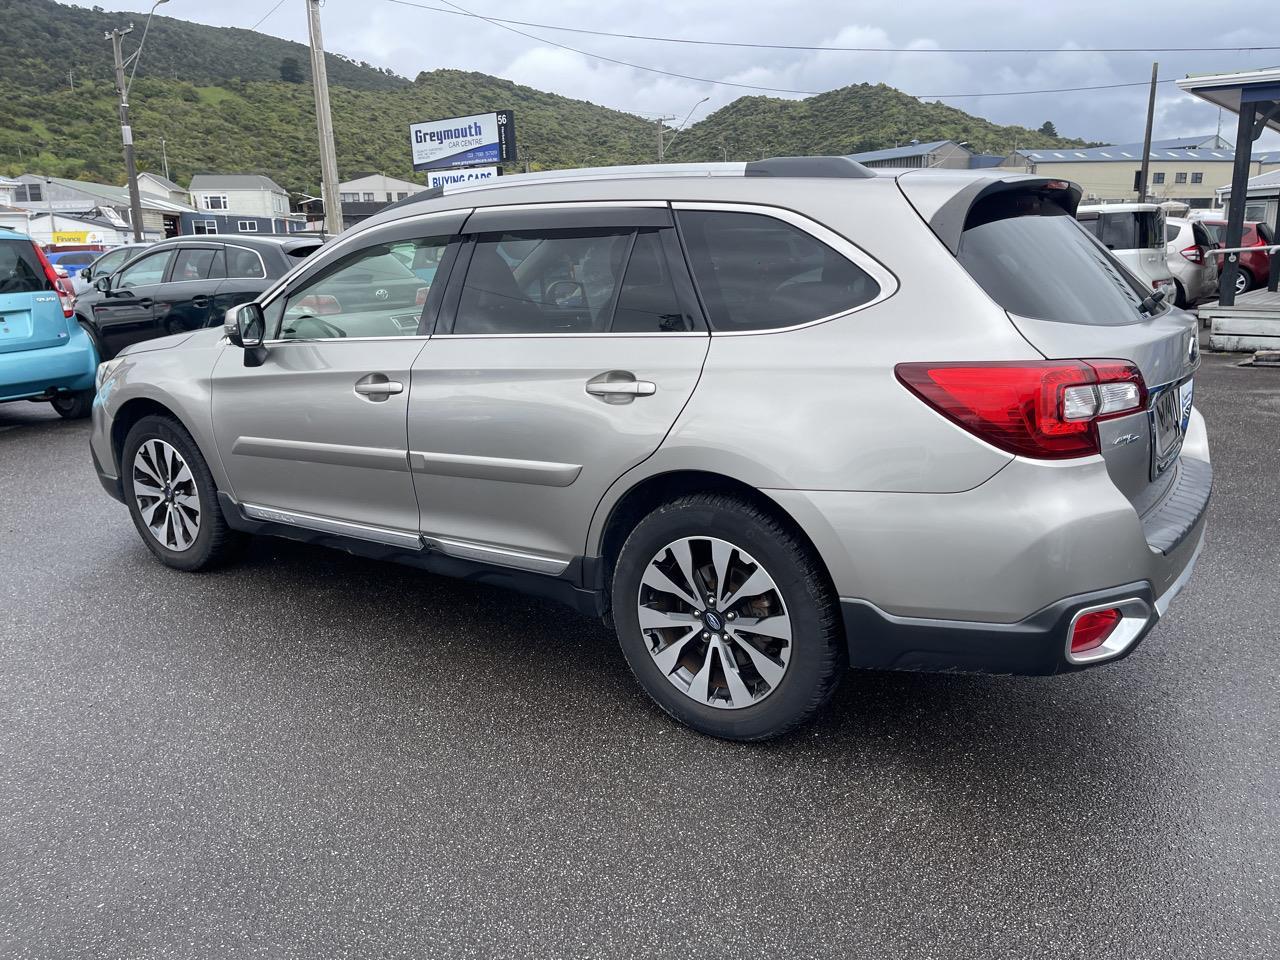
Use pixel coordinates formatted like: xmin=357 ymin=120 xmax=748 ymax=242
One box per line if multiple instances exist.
xmin=110 ymin=398 xmax=202 ymax=475
xmin=596 ymin=469 xmax=837 ymax=599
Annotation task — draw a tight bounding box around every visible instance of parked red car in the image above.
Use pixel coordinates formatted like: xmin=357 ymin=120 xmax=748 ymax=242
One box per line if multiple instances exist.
xmin=1198 ymin=220 xmax=1275 ymax=295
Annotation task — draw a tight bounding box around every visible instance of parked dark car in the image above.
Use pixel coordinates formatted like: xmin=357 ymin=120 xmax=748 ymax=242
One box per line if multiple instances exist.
xmin=1198 ymin=219 xmax=1275 ymax=295
xmin=75 ymin=235 xmax=322 ymax=360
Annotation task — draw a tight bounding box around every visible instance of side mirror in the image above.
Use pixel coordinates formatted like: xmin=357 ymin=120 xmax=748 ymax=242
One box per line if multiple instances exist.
xmin=94 ymin=274 xmax=112 ymax=293
xmin=80 ymin=267 xmax=91 ymax=280
xmin=225 ymin=302 xmax=268 ymax=366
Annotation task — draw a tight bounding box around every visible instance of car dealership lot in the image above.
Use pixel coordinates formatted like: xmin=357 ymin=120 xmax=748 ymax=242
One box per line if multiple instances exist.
xmin=1 ymin=350 xmax=1277 ymax=959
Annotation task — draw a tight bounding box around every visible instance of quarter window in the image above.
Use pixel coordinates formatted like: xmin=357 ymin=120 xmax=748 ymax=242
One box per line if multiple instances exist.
xmin=115 ymin=249 xmax=174 ymax=288
xmin=454 ymin=228 xmax=635 ymax=334
xmin=224 ymin=247 xmax=266 ymax=279
xmin=676 ymin=210 xmax=880 ymax=332
xmin=277 ymin=236 xmax=447 ymax=340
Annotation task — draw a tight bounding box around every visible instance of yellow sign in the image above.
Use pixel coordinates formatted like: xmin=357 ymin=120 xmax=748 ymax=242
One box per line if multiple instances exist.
xmin=52 ymin=231 xmax=88 ymax=244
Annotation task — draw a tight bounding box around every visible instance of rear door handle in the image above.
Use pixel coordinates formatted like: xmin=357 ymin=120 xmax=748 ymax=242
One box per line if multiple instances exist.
xmin=586 ymin=371 xmax=657 ymax=402
xmin=354 ymin=373 xmax=404 ymax=401
xmin=191 ymin=296 xmax=210 ymax=307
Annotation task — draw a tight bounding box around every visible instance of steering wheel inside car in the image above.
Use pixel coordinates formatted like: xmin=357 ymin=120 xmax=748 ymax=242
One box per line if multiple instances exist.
xmin=283 ymin=314 xmax=347 ymax=339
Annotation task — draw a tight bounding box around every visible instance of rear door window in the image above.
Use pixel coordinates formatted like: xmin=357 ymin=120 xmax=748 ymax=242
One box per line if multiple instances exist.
xmin=675 ymin=210 xmax=879 ymax=332
xmin=170 ymin=248 xmax=225 ymax=282
xmin=958 ymin=197 xmax=1160 ymax=325
xmin=0 ymin=238 xmax=52 ymax=294
xmin=225 ymin=246 xmax=266 ymax=279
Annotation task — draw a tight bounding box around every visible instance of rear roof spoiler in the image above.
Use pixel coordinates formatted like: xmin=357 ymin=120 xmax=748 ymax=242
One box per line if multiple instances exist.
xmin=901 ymin=175 xmax=1084 ymax=255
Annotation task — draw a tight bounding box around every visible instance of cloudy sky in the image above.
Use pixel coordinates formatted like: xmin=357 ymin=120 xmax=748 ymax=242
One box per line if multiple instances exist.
xmin=75 ymin=0 xmax=1280 ymax=147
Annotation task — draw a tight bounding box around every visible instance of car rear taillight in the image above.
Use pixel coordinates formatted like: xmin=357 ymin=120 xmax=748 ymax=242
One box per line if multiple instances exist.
xmin=1070 ymin=608 xmax=1123 ymax=654
xmin=32 ymin=243 xmax=75 ymax=318
xmin=415 ymin=286 xmax=429 ymax=306
xmin=1180 ymin=244 xmax=1203 ymax=264
xmin=895 ymin=360 xmax=1147 ymax=459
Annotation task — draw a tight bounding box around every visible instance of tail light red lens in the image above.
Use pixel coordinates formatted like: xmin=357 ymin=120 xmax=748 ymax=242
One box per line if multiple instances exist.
xmin=1180 ymin=244 xmax=1203 ymax=264
xmin=1070 ymin=608 xmax=1123 ymax=654
xmin=415 ymin=286 xmax=430 ymax=306
xmin=31 ymin=243 xmax=75 ymax=318
xmin=895 ymin=360 xmax=1147 ymax=459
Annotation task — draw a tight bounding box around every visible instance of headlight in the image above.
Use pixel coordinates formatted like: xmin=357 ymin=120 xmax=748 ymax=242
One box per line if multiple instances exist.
xmin=95 ymin=357 xmax=124 ymax=392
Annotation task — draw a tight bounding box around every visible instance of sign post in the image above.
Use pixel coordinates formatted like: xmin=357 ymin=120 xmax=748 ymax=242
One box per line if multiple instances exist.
xmin=410 ymin=111 xmax=516 ymax=172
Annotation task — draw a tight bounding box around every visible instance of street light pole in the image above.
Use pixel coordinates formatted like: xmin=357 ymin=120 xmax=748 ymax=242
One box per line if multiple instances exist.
xmin=655 ymin=116 xmax=677 ymax=161
xmin=305 ymin=0 xmax=344 ymax=236
xmin=107 ymin=25 xmax=146 ymax=242
xmin=662 ymin=97 xmax=710 ymax=161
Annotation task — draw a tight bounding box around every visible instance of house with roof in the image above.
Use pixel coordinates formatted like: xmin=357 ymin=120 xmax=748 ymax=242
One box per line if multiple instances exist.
xmin=8 ymin=173 xmax=192 ymax=241
xmin=0 ymin=202 xmax=32 ymax=235
xmin=1217 ymin=168 xmax=1280 ymax=230
xmin=1002 ymin=135 xmax=1280 ymax=207
xmin=138 ymin=171 xmax=191 ymax=208
xmin=23 ymin=209 xmax=136 ymax=247
xmin=189 ymin=174 xmax=299 ymax=221
xmin=847 ymin=139 xmax=975 ymax=169
xmin=338 ymin=172 xmax=428 ymax=205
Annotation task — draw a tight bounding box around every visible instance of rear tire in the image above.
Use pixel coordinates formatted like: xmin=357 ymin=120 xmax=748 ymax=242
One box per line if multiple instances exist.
xmin=611 ymin=493 xmax=844 ymax=741
xmin=51 ymin=390 xmax=93 ymax=420
xmin=1235 ymin=269 xmax=1253 ymax=296
xmin=121 ymin=415 xmax=244 ymax=571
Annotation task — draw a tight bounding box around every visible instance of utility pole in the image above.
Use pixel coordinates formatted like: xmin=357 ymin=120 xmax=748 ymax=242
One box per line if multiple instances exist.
xmin=107 ymin=25 xmax=146 ymax=242
xmin=161 ymin=137 xmax=170 ymax=183
xmin=655 ymin=116 xmax=676 ymax=161
xmin=1136 ymin=61 xmax=1158 ymax=202
xmin=305 ymin=0 xmax=343 ymax=236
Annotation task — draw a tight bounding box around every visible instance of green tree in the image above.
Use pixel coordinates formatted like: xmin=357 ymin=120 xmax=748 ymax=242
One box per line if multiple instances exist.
xmin=279 ymin=56 xmax=303 ymax=84
xmin=1038 ymin=120 xmax=1058 ymax=137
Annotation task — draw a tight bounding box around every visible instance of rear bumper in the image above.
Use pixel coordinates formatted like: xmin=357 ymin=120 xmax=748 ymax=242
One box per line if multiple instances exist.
xmin=840 ymin=528 xmax=1204 ymax=675
xmin=0 ymin=326 xmax=97 ymax=403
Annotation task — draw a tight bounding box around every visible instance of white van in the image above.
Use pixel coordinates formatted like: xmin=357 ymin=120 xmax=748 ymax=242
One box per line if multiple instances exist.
xmin=1077 ymin=203 xmax=1176 ymax=303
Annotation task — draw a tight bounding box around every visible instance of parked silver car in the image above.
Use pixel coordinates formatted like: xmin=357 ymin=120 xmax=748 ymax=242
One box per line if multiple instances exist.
xmin=90 ymin=158 xmax=1210 ymax=740
xmin=1164 ymin=217 xmax=1219 ymax=307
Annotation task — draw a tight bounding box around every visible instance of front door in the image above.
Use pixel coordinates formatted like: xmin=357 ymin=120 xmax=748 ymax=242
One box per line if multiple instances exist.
xmin=91 ymin=246 xmax=174 ymax=357
xmin=408 ymin=212 xmax=709 ymax=570
xmin=210 ymin=234 xmax=450 ymax=543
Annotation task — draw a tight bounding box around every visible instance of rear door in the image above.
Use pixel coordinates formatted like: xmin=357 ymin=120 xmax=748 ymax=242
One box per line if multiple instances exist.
xmin=952 ymin=191 xmax=1198 ymax=514
xmin=407 ymin=204 xmax=709 ymax=571
xmin=0 ymin=237 xmax=67 ymax=357
xmin=153 ymin=244 xmax=226 ymax=336
xmin=89 ymin=246 xmax=175 ymax=357
xmin=209 ymin=243 xmax=272 ymax=326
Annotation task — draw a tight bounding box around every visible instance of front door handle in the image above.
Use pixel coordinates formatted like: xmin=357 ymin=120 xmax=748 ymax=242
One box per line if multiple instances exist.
xmin=354 ymin=373 xmax=404 ymax=401
xmin=586 ymin=371 xmax=657 ymax=403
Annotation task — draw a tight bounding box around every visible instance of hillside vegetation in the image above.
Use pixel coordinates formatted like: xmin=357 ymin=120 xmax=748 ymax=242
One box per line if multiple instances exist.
xmin=2 ymin=0 xmax=1086 ymax=194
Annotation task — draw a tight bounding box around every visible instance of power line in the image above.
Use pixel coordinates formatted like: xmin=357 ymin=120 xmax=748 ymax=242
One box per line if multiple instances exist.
xmin=384 ymin=1 xmax=1280 ymax=55
xmin=394 ymin=1 xmax=1190 ymax=101
xmin=250 ymin=0 xmax=288 ymax=32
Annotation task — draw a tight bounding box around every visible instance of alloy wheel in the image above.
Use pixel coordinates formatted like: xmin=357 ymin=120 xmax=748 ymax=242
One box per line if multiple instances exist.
xmin=636 ymin=536 xmax=792 ymax=710
xmin=132 ymin=438 xmax=201 ymax=552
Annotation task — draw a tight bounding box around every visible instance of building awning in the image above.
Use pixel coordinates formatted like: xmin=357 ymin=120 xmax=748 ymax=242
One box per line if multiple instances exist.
xmin=1176 ymin=68 xmax=1280 ymax=134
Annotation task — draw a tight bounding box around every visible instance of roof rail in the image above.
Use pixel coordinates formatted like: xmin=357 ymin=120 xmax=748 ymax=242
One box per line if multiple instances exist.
xmin=425 ymin=156 xmax=875 ymax=199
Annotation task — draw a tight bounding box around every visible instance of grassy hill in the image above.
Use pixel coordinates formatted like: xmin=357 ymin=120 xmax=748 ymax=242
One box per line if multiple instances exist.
xmin=666 ymin=85 xmax=1083 ymax=161
xmin=1 ymin=0 xmax=1087 ymax=195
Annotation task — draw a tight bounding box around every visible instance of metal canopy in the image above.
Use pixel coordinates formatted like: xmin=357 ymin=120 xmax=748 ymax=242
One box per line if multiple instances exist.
xmin=1176 ymin=67 xmax=1280 ymax=304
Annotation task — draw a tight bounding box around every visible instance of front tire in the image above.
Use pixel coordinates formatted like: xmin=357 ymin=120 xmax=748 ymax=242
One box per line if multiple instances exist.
xmin=51 ymin=389 xmax=94 ymax=420
xmin=611 ymin=493 xmax=844 ymax=741
xmin=1235 ymin=269 xmax=1253 ymax=296
xmin=121 ymin=415 xmax=243 ymax=571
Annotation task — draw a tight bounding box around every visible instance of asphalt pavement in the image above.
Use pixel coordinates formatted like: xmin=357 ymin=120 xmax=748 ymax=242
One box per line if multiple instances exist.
xmin=1 ymin=350 xmax=1277 ymax=959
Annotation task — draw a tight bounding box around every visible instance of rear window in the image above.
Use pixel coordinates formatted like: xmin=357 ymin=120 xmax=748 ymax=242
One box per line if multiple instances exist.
xmin=958 ymin=197 xmax=1160 ymax=326
xmin=0 ymin=238 xmax=53 ymax=294
xmin=1078 ymin=210 xmax=1164 ymax=250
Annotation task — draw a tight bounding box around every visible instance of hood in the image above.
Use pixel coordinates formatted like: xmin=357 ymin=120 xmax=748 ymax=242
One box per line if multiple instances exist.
xmin=116 ymin=330 xmax=202 ymax=357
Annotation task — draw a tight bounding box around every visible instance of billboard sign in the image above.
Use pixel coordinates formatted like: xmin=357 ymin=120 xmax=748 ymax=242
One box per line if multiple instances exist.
xmin=426 ymin=166 xmax=500 ymax=189
xmin=410 ymin=110 xmax=515 ymax=172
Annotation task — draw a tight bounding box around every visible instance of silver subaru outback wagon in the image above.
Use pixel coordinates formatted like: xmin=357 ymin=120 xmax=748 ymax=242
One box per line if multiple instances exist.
xmin=90 ymin=157 xmax=1210 ymax=741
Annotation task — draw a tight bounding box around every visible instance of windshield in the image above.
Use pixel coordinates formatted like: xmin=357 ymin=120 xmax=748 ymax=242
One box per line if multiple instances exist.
xmin=958 ymin=198 xmax=1162 ymax=325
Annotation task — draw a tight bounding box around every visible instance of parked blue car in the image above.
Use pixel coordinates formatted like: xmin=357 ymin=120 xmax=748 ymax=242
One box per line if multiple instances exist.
xmin=0 ymin=229 xmax=99 ymax=419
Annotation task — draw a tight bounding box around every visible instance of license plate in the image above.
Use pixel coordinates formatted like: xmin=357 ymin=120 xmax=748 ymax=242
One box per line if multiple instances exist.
xmin=1151 ymin=378 xmax=1192 ymax=477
